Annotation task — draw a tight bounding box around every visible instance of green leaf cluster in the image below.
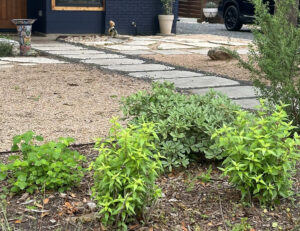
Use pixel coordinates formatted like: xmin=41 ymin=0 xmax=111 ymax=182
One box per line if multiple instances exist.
xmin=213 ymin=101 xmax=300 ymax=205
xmin=160 ymin=0 xmax=175 ymax=15
xmin=0 ymin=42 xmax=13 ymax=57
xmin=121 ymin=82 xmax=239 ymax=170
xmin=0 ymin=131 xmax=86 ymax=193
xmin=228 ymin=0 xmax=300 ymax=128
xmin=90 ymin=118 xmax=163 ymax=230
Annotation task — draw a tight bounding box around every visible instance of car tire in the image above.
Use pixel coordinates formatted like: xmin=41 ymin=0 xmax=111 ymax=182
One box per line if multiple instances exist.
xmin=224 ymin=5 xmax=243 ymax=31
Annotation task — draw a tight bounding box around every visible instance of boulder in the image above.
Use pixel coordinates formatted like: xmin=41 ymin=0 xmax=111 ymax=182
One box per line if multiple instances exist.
xmin=207 ymin=48 xmax=233 ymax=60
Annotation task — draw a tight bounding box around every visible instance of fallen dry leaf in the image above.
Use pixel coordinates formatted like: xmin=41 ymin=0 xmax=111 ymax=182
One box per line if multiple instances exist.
xmin=64 ymin=201 xmax=73 ymax=209
xmin=41 ymin=212 xmax=49 ymax=218
xmin=207 ymin=222 xmax=213 ymax=226
xmin=129 ymin=224 xmax=139 ymax=230
xmin=181 ymin=221 xmax=188 ymax=231
xmin=15 ymin=219 xmax=22 ymax=224
xmin=70 ymin=193 xmax=76 ymax=198
xmin=43 ymin=198 xmax=49 ymax=205
xmin=35 ymin=203 xmax=43 ymax=209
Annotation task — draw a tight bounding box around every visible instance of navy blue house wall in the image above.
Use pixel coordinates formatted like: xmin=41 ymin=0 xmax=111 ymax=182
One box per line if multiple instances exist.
xmin=27 ymin=0 xmax=178 ymax=35
xmin=105 ymin=0 xmax=179 ymax=35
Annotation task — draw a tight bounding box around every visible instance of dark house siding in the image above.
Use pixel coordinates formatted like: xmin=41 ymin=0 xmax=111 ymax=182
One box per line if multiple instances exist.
xmin=27 ymin=0 xmax=47 ymax=33
xmin=105 ymin=0 xmax=179 ymax=35
xmin=27 ymin=0 xmax=178 ymax=35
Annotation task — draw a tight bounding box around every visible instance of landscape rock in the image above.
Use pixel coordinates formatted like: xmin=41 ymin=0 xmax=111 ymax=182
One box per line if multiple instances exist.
xmin=207 ymin=48 xmax=233 ymax=60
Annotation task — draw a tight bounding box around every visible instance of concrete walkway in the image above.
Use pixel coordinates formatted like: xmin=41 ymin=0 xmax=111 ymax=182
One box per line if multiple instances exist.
xmin=27 ymin=41 xmax=259 ymax=109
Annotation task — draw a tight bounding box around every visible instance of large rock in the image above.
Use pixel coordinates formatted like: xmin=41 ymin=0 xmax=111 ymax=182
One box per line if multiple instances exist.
xmin=207 ymin=48 xmax=233 ymax=60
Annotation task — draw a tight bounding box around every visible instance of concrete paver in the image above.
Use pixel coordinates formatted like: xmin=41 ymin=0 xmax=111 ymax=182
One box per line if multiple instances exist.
xmin=185 ymin=42 xmax=221 ymax=48
xmin=119 ymin=50 xmax=155 ymax=55
xmin=61 ymin=53 xmax=125 ymax=59
xmin=126 ymin=41 xmax=157 ymax=46
xmin=105 ymin=64 xmax=174 ymax=72
xmin=28 ymin=39 xmax=257 ymax=109
xmin=157 ymin=43 xmax=195 ymax=50
xmin=83 ymin=58 xmax=144 ymax=65
xmin=0 ymin=57 xmax=66 ymax=64
xmin=233 ymin=98 xmax=260 ymax=109
xmin=129 ymin=70 xmax=204 ymax=79
xmin=188 ymin=86 xmax=257 ymax=99
xmin=154 ymin=50 xmax=192 ymax=55
xmin=44 ymin=50 xmax=102 ymax=55
xmin=33 ymin=46 xmax=86 ymax=51
xmin=155 ymin=76 xmax=239 ymax=89
xmin=0 ymin=61 xmax=10 ymax=65
xmin=104 ymin=45 xmax=150 ymax=51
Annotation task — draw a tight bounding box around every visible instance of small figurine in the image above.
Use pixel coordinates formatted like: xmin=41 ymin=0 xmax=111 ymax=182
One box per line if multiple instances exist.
xmin=108 ymin=20 xmax=118 ymax=38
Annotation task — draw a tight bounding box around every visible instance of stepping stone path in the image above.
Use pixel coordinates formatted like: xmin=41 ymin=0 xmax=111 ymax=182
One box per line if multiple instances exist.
xmin=0 ymin=56 xmax=67 ymax=68
xmin=29 ymin=41 xmax=259 ymax=109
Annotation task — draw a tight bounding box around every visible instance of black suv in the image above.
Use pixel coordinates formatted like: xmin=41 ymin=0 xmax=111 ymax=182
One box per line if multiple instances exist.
xmin=218 ymin=0 xmax=275 ymax=31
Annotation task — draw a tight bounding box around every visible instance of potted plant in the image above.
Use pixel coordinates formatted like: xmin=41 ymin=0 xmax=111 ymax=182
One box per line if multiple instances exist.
xmin=158 ymin=0 xmax=175 ymax=34
xmin=203 ymin=1 xmax=218 ymax=18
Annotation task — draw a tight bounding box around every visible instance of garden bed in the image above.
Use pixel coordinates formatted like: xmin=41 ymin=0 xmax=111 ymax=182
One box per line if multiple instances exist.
xmin=0 ymin=145 xmax=299 ymax=231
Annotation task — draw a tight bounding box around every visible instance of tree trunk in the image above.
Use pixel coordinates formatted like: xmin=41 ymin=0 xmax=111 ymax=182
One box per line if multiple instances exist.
xmin=276 ymin=0 xmax=299 ymax=26
xmin=289 ymin=0 xmax=299 ymax=26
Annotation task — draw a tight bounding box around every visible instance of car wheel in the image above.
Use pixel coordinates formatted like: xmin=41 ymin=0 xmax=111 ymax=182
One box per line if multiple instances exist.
xmin=224 ymin=5 xmax=243 ymax=31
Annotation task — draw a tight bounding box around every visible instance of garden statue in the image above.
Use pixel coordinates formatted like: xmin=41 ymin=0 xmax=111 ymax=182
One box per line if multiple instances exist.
xmin=108 ymin=20 xmax=118 ymax=38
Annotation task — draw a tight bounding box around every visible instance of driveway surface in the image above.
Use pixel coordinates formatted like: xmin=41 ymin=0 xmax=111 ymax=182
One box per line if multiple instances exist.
xmin=177 ymin=19 xmax=254 ymax=40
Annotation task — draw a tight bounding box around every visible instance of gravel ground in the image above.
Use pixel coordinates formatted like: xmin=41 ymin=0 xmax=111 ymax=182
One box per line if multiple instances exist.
xmin=177 ymin=22 xmax=254 ymax=40
xmin=0 ymin=64 xmax=150 ymax=152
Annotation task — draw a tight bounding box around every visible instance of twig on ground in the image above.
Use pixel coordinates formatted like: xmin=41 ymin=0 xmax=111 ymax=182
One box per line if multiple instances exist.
xmin=218 ymin=194 xmax=228 ymax=231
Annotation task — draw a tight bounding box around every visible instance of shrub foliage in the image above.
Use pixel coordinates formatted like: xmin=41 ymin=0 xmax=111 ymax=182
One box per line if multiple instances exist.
xmin=0 ymin=42 xmax=13 ymax=57
xmin=228 ymin=0 xmax=300 ymax=127
xmin=121 ymin=82 xmax=239 ymax=170
xmin=90 ymin=118 xmax=163 ymax=230
xmin=213 ymin=101 xmax=300 ymax=205
xmin=0 ymin=131 xmax=86 ymax=193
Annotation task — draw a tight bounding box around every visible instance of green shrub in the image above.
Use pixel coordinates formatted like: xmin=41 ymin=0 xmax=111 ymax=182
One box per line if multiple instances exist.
xmin=213 ymin=101 xmax=300 ymax=205
xmin=90 ymin=118 xmax=163 ymax=231
xmin=0 ymin=42 xmax=13 ymax=57
xmin=121 ymin=82 xmax=239 ymax=170
xmin=0 ymin=131 xmax=86 ymax=193
xmin=227 ymin=0 xmax=300 ymax=128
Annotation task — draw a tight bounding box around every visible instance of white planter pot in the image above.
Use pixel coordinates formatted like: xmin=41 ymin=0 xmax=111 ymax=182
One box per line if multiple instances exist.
xmin=203 ymin=8 xmax=218 ymax=18
xmin=158 ymin=14 xmax=174 ymax=35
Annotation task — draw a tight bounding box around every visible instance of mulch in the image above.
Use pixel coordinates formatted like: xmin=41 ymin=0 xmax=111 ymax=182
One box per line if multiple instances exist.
xmin=0 ymin=145 xmax=299 ymax=231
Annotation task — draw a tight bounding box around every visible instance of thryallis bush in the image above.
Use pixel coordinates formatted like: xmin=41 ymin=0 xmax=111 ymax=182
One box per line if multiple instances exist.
xmin=213 ymin=101 xmax=300 ymax=205
xmin=121 ymin=82 xmax=239 ymax=170
xmin=90 ymin=118 xmax=163 ymax=231
xmin=0 ymin=131 xmax=87 ymax=193
xmin=227 ymin=0 xmax=300 ymax=128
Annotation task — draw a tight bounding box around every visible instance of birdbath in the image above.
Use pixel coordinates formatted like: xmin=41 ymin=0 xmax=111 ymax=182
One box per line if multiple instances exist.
xmin=11 ymin=19 xmax=36 ymax=56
